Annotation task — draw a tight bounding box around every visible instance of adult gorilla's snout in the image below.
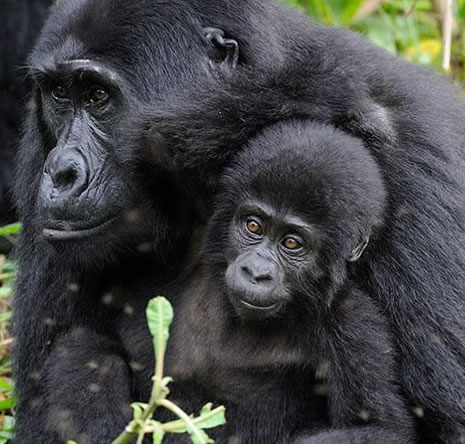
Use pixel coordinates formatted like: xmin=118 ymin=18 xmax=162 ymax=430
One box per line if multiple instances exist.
xmin=39 ymin=146 xmax=90 ymax=222
xmin=38 ymin=146 xmax=114 ymax=241
xmin=41 ymin=146 xmax=89 ymax=203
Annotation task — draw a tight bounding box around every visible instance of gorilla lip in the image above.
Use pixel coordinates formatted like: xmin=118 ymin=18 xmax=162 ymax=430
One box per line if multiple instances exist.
xmin=42 ymin=217 xmax=118 ymax=241
xmin=240 ymin=299 xmax=279 ymax=311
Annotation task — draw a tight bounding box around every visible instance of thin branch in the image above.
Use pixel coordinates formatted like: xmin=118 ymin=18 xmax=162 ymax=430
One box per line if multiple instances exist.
xmin=442 ymin=0 xmax=453 ymax=71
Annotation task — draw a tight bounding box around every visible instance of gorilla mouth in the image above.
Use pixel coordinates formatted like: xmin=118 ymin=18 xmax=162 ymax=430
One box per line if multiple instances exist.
xmin=42 ymin=217 xmax=118 ymax=241
xmin=240 ymin=299 xmax=279 ymax=312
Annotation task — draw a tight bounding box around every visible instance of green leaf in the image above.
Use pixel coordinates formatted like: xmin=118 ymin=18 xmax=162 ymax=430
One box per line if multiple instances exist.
xmin=1 ymin=261 xmax=16 ymax=274
xmin=163 ymin=404 xmax=226 ymax=434
xmin=130 ymin=402 xmax=148 ymax=421
xmin=306 ymin=0 xmax=335 ymax=24
xmin=0 ymin=397 xmax=16 ymax=411
xmin=0 ymin=431 xmax=14 ymax=441
xmin=339 ymin=0 xmax=365 ymax=24
xmin=0 ymin=288 xmax=12 ymax=298
xmin=0 ymin=377 xmax=13 ymax=391
xmin=153 ymin=422 xmax=165 ymax=444
xmin=2 ymin=415 xmax=14 ymax=432
xmin=0 ymin=273 xmax=14 ymax=282
xmin=66 ymin=441 xmax=77 ymax=444
xmin=459 ymin=0 xmax=465 ymax=22
xmin=188 ymin=427 xmax=211 ymax=444
xmin=0 ymin=313 xmax=11 ymax=325
xmin=161 ymin=417 xmax=195 ymax=434
xmin=0 ymin=223 xmax=21 ymax=237
xmin=146 ymin=297 xmax=174 ymax=358
xmin=197 ymin=404 xmax=226 ymax=429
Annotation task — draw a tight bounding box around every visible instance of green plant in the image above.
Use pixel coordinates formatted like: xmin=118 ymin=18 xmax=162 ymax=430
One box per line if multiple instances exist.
xmin=112 ymin=297 xmax=226 ymax=444
xmin=283 ymin=0 xmax=465 ymax=79
xmin=0 ymin=223 xmax=19 ymax=443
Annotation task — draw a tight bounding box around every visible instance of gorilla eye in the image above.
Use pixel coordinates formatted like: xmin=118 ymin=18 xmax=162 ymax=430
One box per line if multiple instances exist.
xmin=282 ymin=236 xmax=302 ymax=250
xmin=52 ymin=85 xmax=69 ymax=101
xmin=89 ymin=88 xmax=109 ymax=104
xmin=245 ymin=218 xmax=263 ymax=236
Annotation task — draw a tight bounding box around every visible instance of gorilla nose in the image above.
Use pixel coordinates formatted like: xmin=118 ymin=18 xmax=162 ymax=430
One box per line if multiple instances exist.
xmin=44 ymin=147 xmax=88 ymax=198
xmin=240 ymin=263 xmax=274 ymax=285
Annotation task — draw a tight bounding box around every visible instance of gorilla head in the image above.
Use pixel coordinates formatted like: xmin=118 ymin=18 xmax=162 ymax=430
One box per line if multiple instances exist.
xmin=17 ymin=0 xmax=247 ymax=265
xmin=206 ymin=121 xmax=386 ymax=321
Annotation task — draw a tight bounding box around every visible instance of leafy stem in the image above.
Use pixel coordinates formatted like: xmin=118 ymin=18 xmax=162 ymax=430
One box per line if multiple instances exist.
xmin=112 ymin=297 xmax=226 ymax=444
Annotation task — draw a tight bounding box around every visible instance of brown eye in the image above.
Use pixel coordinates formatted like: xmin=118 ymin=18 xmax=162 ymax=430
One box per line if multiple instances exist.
xmin=245 ymin=218 xmax=263 ymax=236
xmin=52 ymin=85 xmax=68 ymax=100
xmin=90 ymin=88 xmax=108 ymax=103
xmin=282 ymin=236 xmax=301 ymax=250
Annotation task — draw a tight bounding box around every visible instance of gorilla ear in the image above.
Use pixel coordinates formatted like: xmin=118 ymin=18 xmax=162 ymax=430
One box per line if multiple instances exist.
xmin=204 ymin=27 xmax=239 ymax=71
xmin=348 ymin=236 xmax=370 ymax=262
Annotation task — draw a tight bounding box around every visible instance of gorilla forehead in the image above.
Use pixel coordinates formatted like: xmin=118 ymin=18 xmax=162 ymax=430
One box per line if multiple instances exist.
xmin=29 ymin=0 xmax=209 ymax=98
xmin=222 ymin=121 xmax=387 ymax=223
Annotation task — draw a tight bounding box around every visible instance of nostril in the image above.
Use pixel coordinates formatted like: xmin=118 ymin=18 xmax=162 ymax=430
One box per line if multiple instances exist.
xmin=53 ymin=167 xmax=78 ymax=189
xmin=240 ymin=265 xmax=252 ymax=277
xmin=256 ymin=273 xmax=273 ymax=282
xmin=240 ymin=265 xmax=273 ymax=284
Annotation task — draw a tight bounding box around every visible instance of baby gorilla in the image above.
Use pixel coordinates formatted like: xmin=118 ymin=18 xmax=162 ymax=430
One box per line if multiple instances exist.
xmin=124 ymin=120 xmax=414 ymax=443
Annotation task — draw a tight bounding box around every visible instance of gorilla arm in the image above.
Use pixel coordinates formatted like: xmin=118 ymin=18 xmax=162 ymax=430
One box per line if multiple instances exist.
xmin=295 ymin=288 xmax=414 ymax=444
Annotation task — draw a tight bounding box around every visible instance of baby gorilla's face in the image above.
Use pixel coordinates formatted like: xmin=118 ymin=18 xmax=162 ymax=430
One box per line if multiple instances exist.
xmin=224 ymin=200 xmax=317 ymax=321
xmin=211 ymin=121 xmax=386 ymax=324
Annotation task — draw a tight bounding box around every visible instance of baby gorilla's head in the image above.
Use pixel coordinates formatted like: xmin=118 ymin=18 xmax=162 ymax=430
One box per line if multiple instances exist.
xmin=206 ymin=121 xmax=387 ymax=322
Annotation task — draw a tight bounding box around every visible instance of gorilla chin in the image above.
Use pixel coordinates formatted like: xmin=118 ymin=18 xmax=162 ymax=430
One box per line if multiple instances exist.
xmin=41 ymin=216 xmax=119 ymax=242
xmin=236 ymin=299 xmax=284 ymax=321
xmin=39 ymin=203 xmax=168 ymax=271
xmin=225 ymin=274 xmax=287 ymax=321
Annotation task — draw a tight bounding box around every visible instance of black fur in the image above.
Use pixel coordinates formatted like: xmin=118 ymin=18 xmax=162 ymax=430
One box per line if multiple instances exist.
xmin=120 ymin=121 xmax=414 ymax=443
xmin=13 ymin=0 xmax=313 ymax=441
xmin=13 ymin=0 xmax=465 ymax=442
xmin=141 ymin=14 xmax=465 ymax=442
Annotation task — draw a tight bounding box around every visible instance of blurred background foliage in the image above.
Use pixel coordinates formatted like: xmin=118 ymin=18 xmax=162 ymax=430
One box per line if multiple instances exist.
xmin=283 ymin=0 xmax=465 ymax=81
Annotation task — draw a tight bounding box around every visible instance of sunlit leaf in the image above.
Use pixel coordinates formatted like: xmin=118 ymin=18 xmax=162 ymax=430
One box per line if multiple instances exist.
xmin=0 ymin=397 xmax=16 ymax=411
xmin=163 ymin=404 xmax=226 ymax=434
xmin=0 ymin=224 xmax=21 ymax=237
xmin=146 ymin=297 xmax=174 ymax=358
xmin=0 ymin=378 xmax=13 ymax=392
xmin=153 ymin=422 xmax=165 ymax=444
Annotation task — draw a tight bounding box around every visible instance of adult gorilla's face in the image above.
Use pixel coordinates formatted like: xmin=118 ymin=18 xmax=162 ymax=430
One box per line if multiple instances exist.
xmin=18 ymin=0 xmax=238 ymax=266
xmin=36 ymin=60 xmax=138 ymax=242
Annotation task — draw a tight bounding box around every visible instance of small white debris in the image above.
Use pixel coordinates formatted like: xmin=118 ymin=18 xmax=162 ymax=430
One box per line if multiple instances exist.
xmin=88 ymin=383 xmax=101 ymax=393
xmin=101 ymin=293 xmax=114 ymax=305
xmin=124 ymin=303 xmax=134 ymax=316
xmin=359 ymin=410 xmax=370 ymax=422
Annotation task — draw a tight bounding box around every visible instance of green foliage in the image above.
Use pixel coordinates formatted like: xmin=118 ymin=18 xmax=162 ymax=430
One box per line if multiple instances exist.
xmin=283 ymin=0 xmax=465 ymax=79
xmin=147 ymin=296 xmax=174 ymax=360
xmin=0 ymin=225 xmax=20 ymax=237
xmin=112 ymin=297 xmax=226 ymax=444
xmin=292 ymin=0 xmax=365 ymax=25
xmin=0 ymin=225 xmax=18 ymax=443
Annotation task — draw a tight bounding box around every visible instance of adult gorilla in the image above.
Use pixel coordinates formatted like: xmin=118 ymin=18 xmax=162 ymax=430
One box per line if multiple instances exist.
xmin=13 ymin=0 xmax=465 ymax=443
xmin=13 ymin=0 xmax=306 ymax=441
